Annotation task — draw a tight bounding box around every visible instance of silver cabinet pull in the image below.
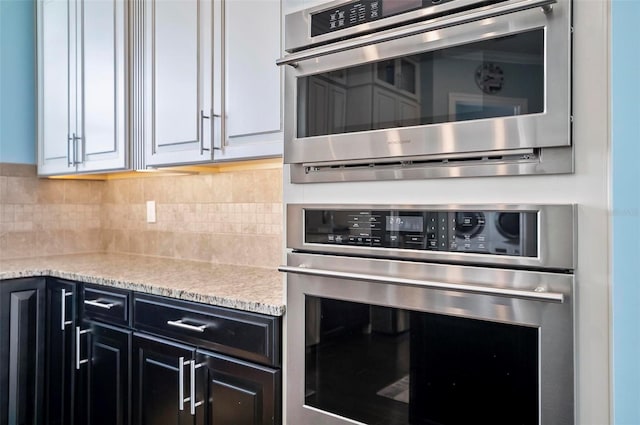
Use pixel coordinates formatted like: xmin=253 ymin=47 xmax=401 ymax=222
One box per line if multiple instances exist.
xmin=167 ymin=319 xmax=207 ymax=333
xmin=60 ymin=289 xmax=73 ymax=331
xmin=84 ymin=299 xmax=116 ymax=310
xmin=75 ymin=326 xmax=90 ymax=370
xmin=190 ymin=360 xmax=205 ymax=415
xmin=278 ymin=265 xmax=566 ymax=303
xmin=200 ymin=110 xmax=211 ymax=155
xmin=72 ymin=134 xmax=83 ymax=165
xmin=67 ymin=135 xmax=74 ymax=167
xmin=178 ymin=357 xmax=191 ymax=411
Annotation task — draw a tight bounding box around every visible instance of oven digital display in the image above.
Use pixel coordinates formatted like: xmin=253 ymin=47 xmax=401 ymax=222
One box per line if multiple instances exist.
xmin=386 ymin=215 xmax=423 ymax=232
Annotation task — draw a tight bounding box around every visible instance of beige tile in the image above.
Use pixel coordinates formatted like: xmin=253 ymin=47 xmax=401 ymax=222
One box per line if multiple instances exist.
xmin=1 ymin=231 xmax=37 ymax=259
xmin=64 ymin=181 xmax=103 ymax=204
xmin=37 ymin=179 xmax=66 ymax=204
xmin=64 ymin=229 xmax=102 ymax=254
xmin=155 ymin=231 xmax=175 ymax=257
xmin=5 ymin=177 xmax=38 ymax=204
xmin=0 ymin=176 xmax=6 ymax=202
xmin=174 ymin=232 xmax=211 ymax=261
xmin=0 ymin=163 xmax=37 ymax=177
xmin=128 ymin=231 xmax=145 ymax=254
xmin=36 ymin=229 xmax=66 ymax=256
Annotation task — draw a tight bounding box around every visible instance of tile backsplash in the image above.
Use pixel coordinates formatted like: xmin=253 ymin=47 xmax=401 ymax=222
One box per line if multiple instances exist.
xmin=0 ymin=163 xmax=283 ymax=268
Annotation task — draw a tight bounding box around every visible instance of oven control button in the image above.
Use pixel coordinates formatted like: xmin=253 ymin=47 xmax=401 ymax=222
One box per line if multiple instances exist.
xmin=372 ymin=237 xmax=382 ymax=245
xmin=407 ymin=236 xmax=424 ymax=244
xmin=348 ymin=236 xmax=357 ymax=244
xmin=328 ymin=235 xmax=335 ymax=243
xmin=335 ymin=235 xmax=344 ymax=243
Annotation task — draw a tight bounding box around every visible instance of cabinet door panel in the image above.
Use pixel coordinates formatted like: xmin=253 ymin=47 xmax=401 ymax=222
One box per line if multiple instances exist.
xmin=198 ymin=350 xmax=281 ymax=425
xmin=45 ymin=279 xmax=77 ymax=425
xmin=81 ymin=322 xmax=132 ymax=425
xmin=77 ymin=0 xmax=127 ymax=172
xmin=144 ymin=0 xmax=212 ymax=166
xmin=0 ymin=279 xmax=46 ymax=425
xmin=225 ymin=0 xmax=280 ymax=138
xmin=38 ymin=0 xmax=73 ymax=174
xmin=132 ymin=333 xmax=195 ymax=425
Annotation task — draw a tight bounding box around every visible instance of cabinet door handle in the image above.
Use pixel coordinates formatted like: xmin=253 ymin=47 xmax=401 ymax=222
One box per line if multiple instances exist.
xmin=178 ymin=357 xmax=191 ymax=411
xmin=67 ymin=135 xmax=74 ymax=167
xmin=200 ymin=110 xmax=211 ymax=155
xmin=167 ymin=319 xmax=207 ymax=333
xmin=84 ymin=299 xmax=116 ymax=310
xmin=60 ymin=289 xmax=73 ymax=331
xmin=190 ymin=360 xmax=205 ymax=415
xmin=73 ymin=134 xmax=83 ymax=164
xmin=75 ymin=326 xmax=90 ymax=370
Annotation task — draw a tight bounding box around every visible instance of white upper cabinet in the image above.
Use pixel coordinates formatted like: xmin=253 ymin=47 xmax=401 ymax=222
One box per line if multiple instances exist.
xmin=218 ymin=0 xmax=282 ymax=161
xmin=37 ymin=0 xmax=128 ymax=176
xmin=139 ymin=0 xmax=220 ymax=166
xmin=38 ymin=0 xmax=282 ymax=174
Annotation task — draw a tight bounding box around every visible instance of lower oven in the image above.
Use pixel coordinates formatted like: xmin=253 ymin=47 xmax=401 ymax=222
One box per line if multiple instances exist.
xmin=280 ymin=204 xmax=575 ymax=425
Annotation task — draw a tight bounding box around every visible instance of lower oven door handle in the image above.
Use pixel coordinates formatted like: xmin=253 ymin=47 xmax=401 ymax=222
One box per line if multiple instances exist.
xmin=278 ymin=265 xmax=565 ymax=303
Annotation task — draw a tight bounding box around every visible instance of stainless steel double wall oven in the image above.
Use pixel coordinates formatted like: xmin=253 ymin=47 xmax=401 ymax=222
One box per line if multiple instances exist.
xmin=279 ymin=0 xmax=576 ymax=424
xmin=278 ymin=0 xmax=573 ymax=182
xmin=280 ymin=204 xmax=575 ymax=425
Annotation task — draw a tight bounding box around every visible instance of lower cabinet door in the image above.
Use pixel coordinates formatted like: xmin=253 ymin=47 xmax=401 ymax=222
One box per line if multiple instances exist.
xmin=45 ymin=278 xmax=77 ymax=425
xmin=132 ymin=333 xmax=196 ymax=425
xmin=0 ymin=278 xmax=46 ymax=425
xmin=196 ymin=350 xmax=281 ymax=425
xmin=77 ymin=321 xmax=132 ymax=425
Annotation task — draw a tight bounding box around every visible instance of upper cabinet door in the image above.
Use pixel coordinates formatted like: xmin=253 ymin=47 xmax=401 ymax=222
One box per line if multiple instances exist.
xmin=76 ymin=0 xmax=128 ymax=173
xmin=37 ymin=0 xmax=128 ymax=176
xmin=143 ymin=0 xmax=215 ymax=166
xmin=219 ymin=0 xmax=283 ymax=161
xmin=37 ymin=0 xmax=74 ymax=175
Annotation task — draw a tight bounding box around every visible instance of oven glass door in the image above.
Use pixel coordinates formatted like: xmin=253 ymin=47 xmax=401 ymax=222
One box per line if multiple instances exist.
xmin=284 ymin=1 xmax=571 ymax=165
xmin=298 ymin=29 xmax=544 ymax=138
xmin=305 ymin=296 xmax=539 ymax=425
xmin=285 ymin=254 xmax=574 ymax=425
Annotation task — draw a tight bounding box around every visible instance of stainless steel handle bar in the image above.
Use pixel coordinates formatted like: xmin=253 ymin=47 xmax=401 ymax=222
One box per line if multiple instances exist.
xmin=278 ymin=265 xmax=565 ymax=303
xmin=277 ymin=0 xmax=556 ymax=66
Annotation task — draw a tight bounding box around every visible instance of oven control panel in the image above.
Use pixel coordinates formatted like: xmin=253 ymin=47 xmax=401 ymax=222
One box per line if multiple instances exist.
xmin=304 ymin=209 xmax=538 ymax=257
xmin=311 ymin=0 xmax=456 ymax=37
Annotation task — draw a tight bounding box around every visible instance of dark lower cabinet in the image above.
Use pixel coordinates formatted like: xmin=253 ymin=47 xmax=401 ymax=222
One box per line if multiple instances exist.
xmin=45 ymin=278 xmax=78 ymax=425
xmin=0 ymin=277 xmax=281 ymax=425
xmin=196 ymin=350 xmax=281 ymax=425
xmin=132 ymin=333 xmax=196 ymax=425
xmin=77 ymin=321 xmax=132 ymax=425
xmin=0 ymin=277 xmax=46 ymax=425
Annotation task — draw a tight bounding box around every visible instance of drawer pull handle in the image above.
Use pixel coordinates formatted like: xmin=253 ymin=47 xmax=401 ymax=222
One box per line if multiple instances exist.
xmin=84 ymin=299 xmax=117 ymax=310
xmin=167 ymin=320 xmax=207 ymax=333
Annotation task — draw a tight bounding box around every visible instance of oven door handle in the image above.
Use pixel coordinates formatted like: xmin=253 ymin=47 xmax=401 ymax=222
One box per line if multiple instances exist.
xmin=277 ymin=0 xmax=557 ymax=66
xmin=278 ymin=265 xmax=565 ymax=303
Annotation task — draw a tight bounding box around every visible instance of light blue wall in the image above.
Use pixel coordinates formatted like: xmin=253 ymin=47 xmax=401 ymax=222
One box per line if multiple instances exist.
xmin=612 ymin=0 xmax=640 ymax=423
xmin=0 ymin=0 xmax=36 ymax=164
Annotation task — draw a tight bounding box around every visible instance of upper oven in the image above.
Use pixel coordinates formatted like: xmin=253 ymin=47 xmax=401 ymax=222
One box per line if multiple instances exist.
xmin=277 ymin=0 xmax=573 ymax=183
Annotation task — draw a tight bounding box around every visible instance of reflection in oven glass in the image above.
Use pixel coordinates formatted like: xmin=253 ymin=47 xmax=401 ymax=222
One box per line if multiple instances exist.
xmin=305 ymin=296 xmax=539 ymax=425
xmin=297 ymin=29 xmax=544 ymax=138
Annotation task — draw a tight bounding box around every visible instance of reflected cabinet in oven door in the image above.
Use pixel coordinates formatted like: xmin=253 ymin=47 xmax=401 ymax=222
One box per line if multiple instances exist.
xmin=284 ymin=257 xmax=574 ymax=425
xmin=282 ymin=0 xmax=571 ymax=170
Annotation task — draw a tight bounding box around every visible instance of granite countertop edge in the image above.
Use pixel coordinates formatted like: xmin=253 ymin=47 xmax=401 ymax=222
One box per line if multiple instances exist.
xmin=0 ymin=259 xmax=285 ymax=317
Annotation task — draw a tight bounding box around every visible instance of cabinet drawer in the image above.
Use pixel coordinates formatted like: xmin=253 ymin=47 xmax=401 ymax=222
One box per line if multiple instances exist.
xmin=81 ymin=284 xmax=131 ymax=327
xmin=133 ymin=294 xmax=281 ymax=367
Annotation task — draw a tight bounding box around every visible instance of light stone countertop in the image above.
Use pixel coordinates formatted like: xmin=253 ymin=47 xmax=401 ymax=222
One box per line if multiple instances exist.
xmin=0 ymin=253 xmax=285 ymax=316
